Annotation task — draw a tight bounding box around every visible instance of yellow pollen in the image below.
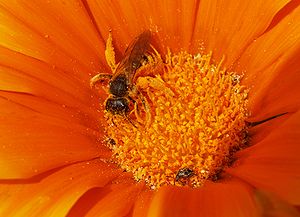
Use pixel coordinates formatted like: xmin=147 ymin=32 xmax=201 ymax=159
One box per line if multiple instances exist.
xmin=104 ymin=49 xmax=249 ymax=190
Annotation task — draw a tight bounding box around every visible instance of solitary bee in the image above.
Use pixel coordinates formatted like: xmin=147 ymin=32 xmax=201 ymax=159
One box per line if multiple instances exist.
xmin=90 ymin=30 xmax=152 ymax=125
xmin=175 ymin=168 xmax=195 ymax=185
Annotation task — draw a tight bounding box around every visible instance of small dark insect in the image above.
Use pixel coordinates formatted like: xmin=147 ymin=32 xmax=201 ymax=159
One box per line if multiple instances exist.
xmin=106 ymin=137 xmax=116 ymax=146
xmin=175 ymin=168 xmax=195 ymax=185
xmin=90 ymin=30 xmax=152 ymax=125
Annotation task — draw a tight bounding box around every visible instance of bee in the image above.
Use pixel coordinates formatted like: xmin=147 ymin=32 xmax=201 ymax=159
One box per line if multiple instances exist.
xmin=175 ymin=168 xmax=195 ymax=185
xmin=90 ymin=30 xmax=152 ymax=125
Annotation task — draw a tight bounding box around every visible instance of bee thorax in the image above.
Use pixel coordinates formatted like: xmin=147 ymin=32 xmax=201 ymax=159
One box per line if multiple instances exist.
xmin=109 ymin=74 xmax=128 ymax=97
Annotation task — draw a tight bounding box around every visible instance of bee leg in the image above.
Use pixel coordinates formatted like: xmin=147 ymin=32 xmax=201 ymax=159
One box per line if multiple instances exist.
xmin=111 ymin=115 xmax=117 ymax=127
xmin=128 ymin=86 xmax=152 ymax=127
xmin=136 ymin=76 xmax=175 ymax=99
xmin=126 ymin=94 xmax=143 ymax=125
xmin=105 ymin=31 xmax=117 ymax=71
xmin=132 ymin=101 xmax=144 ymax=124
xmin=127 ymin=117 xmax=137 ymax=128
xmin=90 ymin=73 xmax=112 ymax=88
xmin=124 ymin=114 xmax=137 ymax=128
xmin=139 ymin=94 xmax=152 ymax=128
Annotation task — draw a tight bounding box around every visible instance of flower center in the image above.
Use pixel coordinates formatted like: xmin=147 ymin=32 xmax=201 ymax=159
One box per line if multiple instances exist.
xmin=103 ymin=49 xmax=249 ymax=190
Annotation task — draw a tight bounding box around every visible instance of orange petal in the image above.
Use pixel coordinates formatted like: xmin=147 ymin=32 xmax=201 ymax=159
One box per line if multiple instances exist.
xmin=247 ymin=113 xmax=291 ymax=145
xmin=0 ymin=160 xmax=121 ymax=217
xmin=227 ymin=111 xmax=300 ymax=205
xmin=0 ymin=67 xmax=102 ymax=127
xmin=192 ymin=0 xmax=290 ymax=66
xmin=0 ymin=0 xmax=105 ymax=77
xmin=255 ymin=189 xmax=300 ymax=217
xmin=0 ymin=46 xmax=105 ymax=127
xmin=0 ymin=46 xmax=102 ymax=108
xmin=148 ymin=180 xmax=260 ymax=217
xmin=246 ymin=49 xmax=300 ymax=121
xmin=0 ymin=96 xmax=110 ymax=179
xmin=0 ymin=27 xmax=104 ymax=132
xmin=85 ymin=183 xmax=144 ymax=217
xmin=236 ymin=4 xmax=300 ymax=120
xmin=132 ymin=190 xmax=154 ymax=217
xmin=85 ymin=0 xmax=198 ymax=54
xmin=0 ymin=91 xmax=101 ymax=131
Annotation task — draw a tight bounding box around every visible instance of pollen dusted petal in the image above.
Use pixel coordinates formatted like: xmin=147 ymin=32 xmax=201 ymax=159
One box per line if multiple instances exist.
xmin=236 ymin=5 xmax=300 ymax=121
xmin=0 ymin=97 xmax=110 ymax=179
xmin=0 ymin=160 xmax=121 ymax=217
xmin=0 ymin=0 xmax=105 ymax=79
xmin=85 ymin=183 xmax=144 ymax=217
xmin=85 ymin=0 xmax=198 ymax=53
xmin=226 ymin=111 xmax=300 ymax=205
xmin=147 ymin=180 xmax=259 ymax=217
xmin=192 ymin=0 xmax=291 ymax=66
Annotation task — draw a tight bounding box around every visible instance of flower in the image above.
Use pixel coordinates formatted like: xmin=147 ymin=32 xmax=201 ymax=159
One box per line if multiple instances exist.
xmin=0 ymin=0 xmax=300 ymax=216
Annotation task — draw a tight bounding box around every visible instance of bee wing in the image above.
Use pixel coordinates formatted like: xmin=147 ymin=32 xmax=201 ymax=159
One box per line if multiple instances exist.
xmin=112 ymin=30 xmax=151 ymax=84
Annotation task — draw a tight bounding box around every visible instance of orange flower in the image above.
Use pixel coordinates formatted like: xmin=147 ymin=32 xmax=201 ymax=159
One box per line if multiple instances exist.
xmin=0 ymin=0 xmax=300 ymax=216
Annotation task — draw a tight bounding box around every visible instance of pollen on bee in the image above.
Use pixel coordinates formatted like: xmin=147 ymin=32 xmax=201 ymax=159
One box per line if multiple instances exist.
xmin=104 ymin=50 xmax=249 ymax=190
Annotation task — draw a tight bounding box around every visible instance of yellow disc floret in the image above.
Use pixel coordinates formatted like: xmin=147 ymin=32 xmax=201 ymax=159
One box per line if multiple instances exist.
xmin=104 ymin=49 xmax=249 ymax=190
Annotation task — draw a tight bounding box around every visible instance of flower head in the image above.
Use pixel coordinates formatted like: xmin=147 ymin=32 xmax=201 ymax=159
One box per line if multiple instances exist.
xmin=0 ymin=0 xmax=300 ymax=216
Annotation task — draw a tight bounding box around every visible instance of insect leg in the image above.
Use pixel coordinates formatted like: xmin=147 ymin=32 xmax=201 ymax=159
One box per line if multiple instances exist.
xmin=111 ymin=115 xmax=117 ymax=127
xmin=105 ymin=31 xmax=117 ymax=71
xmin=90 ymin=73 xmax=112 ymax=88
xmin=125 ymin=115 xmax=137 ymax=128
xmin=139 ymin=93 xmax=152 ymax=128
